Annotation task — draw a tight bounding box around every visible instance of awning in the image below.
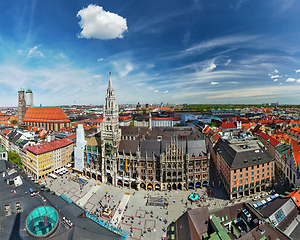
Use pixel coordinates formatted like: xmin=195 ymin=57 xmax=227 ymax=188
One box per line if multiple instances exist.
xmin=124 ymin=177 xmax=129 ymax=181
xmin=203 ymin=182 xmax=208 ymax=186
xmin=130 ymin=178 xmax=136 ymax=181
xmin=189 ymin=184 xmax=193 ymax=187
xmin=148 ymin=185 xmax=153 ymax=189
xmin=155 ymin=185 xmax=160 ymax=189
xmin=96 ymin=172 xmax=101 ymax=175
xmin=196 ymin=183 xmax=200 ymax=187
xmin=118 ymin=182 xmax=122 ymax=185
xmin=86 ymin=169 xmax=91 ymax=172
xmin=91 ymin=170 xmax=96 ymax=174
xmin=124 ymin=181 xmax=129 ymax=184
xmin=117 ymin=176 xmax=122 ymax=179
xmin=106 ymin=169 xmax=110 ymax=173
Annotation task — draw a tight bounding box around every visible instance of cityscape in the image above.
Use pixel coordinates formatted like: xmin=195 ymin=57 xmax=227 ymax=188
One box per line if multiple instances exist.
xmin=1 ymin=1 xmax=300 ymax=240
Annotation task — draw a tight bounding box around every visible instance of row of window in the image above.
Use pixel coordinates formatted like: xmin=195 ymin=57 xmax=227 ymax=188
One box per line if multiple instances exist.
xmin=233 ymin=172 xmax=270 ymax=185
xmin=233 ymin=162 xmax=270 ymax=174
xmin=232 ymin=178 xmax=270 ymax=192
xmin=233 ymin=167 xmax=270 ymax=179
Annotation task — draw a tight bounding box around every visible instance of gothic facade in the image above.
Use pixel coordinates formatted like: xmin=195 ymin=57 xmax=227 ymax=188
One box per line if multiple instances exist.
xmin=83 ymin=73 xmax=209 ymax=190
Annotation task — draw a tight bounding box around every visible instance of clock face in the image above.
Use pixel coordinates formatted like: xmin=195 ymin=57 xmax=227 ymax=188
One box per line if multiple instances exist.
xmin=107 ymin=117 xmax=110 ymax=121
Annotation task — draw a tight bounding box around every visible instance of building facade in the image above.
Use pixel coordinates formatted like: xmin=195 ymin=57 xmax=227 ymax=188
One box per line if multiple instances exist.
xmin=82 ymin=74 xmax=209 ymax=191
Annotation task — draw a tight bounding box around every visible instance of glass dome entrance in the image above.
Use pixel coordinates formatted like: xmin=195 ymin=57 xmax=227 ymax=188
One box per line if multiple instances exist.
xmin=26 ymin=206 xmax=59 ymax=238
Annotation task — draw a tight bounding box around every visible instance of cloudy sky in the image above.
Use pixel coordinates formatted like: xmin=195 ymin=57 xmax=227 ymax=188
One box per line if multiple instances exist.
xmin=1 ymin=0 xmax=300 ymax=106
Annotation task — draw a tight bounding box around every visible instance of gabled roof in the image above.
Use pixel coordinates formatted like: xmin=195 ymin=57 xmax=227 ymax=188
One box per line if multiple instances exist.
xmin=27 ymin=138 xmax=73 ymax=155
xmin=258 ymin=132 xmax=280 ymax=147
xmin=24 ymin=107 xmax=70 ymax=122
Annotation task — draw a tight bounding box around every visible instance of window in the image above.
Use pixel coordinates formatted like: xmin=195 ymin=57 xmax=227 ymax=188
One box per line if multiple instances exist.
xmin=234 ymin=181 xmax=236 ymax=185
xmin=252 ymin=171 xmax=254 ymax=175
xmin=267 ymin=162 xmax=269 ymax=166
xmin=250 ymin=182 xmax=254 ymax=187
xmin=275 ymin=210 xmax=285 ymax=223
xmin=262 ymin=163 xmax=264 ymax=167
xmin=252 ymin=166 xmax=254 ymax=170
xmin=240 ymin=174 xmax=242 ymax=178
xmin=246 ymin=167 xmax=248 ymax=171
xmin=239 ymin=186 xmax=243 ymax=191
xmin=262 ymin=168 xmax=264 ymax=172
xmin=240 ymin=169 xmax=242 ymax=172
xmin=232 ymin=187 xmax=237 ymax=192
xmin=234 ymin=175 xmax=236 ymax=179
xmin=251 ymin=177 xmax=254 ymax=181
xmin=245 ymin=184 xmax=249 ymax=189
xmin=267 ymin=167 xmax=269 ymax=171
xmin=261 ymin=179 xmax=265 ymax=184
xmin=234 ymin=170 xmax=236 ymax=173
xmin=257 ymin=175 xmax=259 ymax=179
xmin=240 ymin=180 xmax=242 ymax=184
xmin=267 ymin=172 xmax=269 ymax=176
xmin=256 ymin=181 xmax=260 ymax=186
xmin=246 ymin=178 xmax=248 ymax=182
xmin=246 ymin=172 xmax=248 ymax=177
xmin=262 ymin=174 xmax=264 ymax=178
xmin=257 ymin=170 xmax=259 ymax=174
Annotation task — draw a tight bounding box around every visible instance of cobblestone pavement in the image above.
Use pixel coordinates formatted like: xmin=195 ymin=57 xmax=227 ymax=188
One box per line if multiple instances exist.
xmin=40 ymin=171 xmax=292 ymax=240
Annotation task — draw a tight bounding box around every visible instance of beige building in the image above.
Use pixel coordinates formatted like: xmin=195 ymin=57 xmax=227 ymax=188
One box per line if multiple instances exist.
xmin=24 ymin=138 xmax=74 ymax=179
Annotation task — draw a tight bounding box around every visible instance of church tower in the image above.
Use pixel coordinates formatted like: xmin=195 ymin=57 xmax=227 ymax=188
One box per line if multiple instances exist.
xmin=17 ymin=88 xmax=26 ymax=125
xmin=100 ymin=72 xmax=121 ymax=186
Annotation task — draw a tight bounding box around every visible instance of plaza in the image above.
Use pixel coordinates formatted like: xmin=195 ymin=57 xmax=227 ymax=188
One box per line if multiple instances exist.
xmin=42 ymin=171 xmax=233 ymax=240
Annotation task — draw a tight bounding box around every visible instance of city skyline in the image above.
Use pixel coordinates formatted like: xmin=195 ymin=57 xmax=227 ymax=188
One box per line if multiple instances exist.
xmin=1 ymin=1 xmax=300 ymax=106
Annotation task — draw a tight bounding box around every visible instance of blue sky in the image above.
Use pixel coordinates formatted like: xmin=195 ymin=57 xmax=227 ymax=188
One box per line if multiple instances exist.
xmin=1 ymin=0 xmax=300 ymax=106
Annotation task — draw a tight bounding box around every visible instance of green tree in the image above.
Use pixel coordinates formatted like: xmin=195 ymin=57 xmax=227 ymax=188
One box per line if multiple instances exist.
xmin=11 ymin=120 xmax=18 ymax=125
xmin=129 ymin=121 xmax=134 ymax=126
xmin=8 ymin=150 xmax=23 ymax=170
xmin=208 ymin=122 xmax=218 ymax=127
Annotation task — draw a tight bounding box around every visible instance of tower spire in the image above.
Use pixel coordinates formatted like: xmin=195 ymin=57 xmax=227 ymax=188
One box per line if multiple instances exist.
xmin=108 ymin=72 xmax=112 ymax=89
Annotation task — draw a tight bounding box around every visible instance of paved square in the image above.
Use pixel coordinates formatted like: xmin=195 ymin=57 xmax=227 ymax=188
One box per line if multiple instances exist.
xmin=69 ymin=187 xmax=78 ymax=194
xmin=135 ymin=209 xmax=146 ymax=218
xmin=144 ymin=219 xmax=156 ymax=230
xmin=129 ymin=228 xmax=142 ymax=240
xmin=84 ymin=202 xmax=95 ymax=211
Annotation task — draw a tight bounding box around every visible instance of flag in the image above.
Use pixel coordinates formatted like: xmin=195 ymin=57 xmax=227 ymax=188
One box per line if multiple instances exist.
xmin=125 ymin=158 xmax=127 ymax=172
xmin=132 ymin=159 xmax=134 ymax=172
xmin=118 ymin=157 xmax=121 ymax=171
xmin=87 ymin=152 xmax=90 ymax=164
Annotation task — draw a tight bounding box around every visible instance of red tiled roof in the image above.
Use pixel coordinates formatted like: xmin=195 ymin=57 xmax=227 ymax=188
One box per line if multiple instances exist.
xmin=24 ymin=107 xmax=70 ymax=122
xmin=119 ymin=115 xmax=131 ymax=121
xmin=27 ymin=137 xmax=73 ymax=155
xmin=221 ymin=122 xmax=236 ymax=129
xmin=258 ymin=132 xmax=280 ymax=147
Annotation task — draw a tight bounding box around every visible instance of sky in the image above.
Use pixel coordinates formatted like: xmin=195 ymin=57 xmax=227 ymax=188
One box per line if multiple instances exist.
xmin=1 ymin=0 xmax=300 ymax=106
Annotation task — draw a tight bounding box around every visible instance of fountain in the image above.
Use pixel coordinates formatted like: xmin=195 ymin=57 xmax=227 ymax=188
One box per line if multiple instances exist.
xmin=189 ymin=192 xmax=200 ymax=202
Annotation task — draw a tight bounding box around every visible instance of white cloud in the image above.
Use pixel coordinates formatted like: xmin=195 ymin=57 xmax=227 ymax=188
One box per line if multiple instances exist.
xmin=28 ymin=46 xmax=44 ymax=57
xmin=98 ymin=58 xmax=104 ymax=61
xmin=94 ymin=75 xmax=101 ymax=78
xmin=295 ymin=69 xmax=300 ymax=73
xmin=286 ymin=78 xmax=296 ymax=82
xmin=270 ymin=75 xmax=280 ymax=79
xmin=164 ymin=91 xmax=169 ymax=93
xmin=89 ymin=83 xmax=92 ymax=86
xmin=154 ymin=90 xmax=158 ymax=92
xmin=113 ymin=61 xmax=135 ymax=78
xmin=274 ymin=79 xmax=278 ymax=81
xmin=211 ymin=82 xmax=219 ymax=85
xmin=203 ymin=62 xmax=216 ymax=72
xmin=279 ymin=83 xmax=283 ymax=85
xmin=273 ymin=69 xmax=279 ymax=74
xmin=77 ymin=5 xmax=128 ymax=40
xmin=225 ymin=59 xmax=231 ymax=66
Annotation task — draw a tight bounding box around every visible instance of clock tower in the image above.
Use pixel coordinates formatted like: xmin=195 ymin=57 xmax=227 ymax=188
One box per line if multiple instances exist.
xmin=100 ymin=72 xmax=121 ymax=186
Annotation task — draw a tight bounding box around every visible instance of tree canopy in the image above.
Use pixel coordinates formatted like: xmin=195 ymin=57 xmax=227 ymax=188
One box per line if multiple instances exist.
xmin=8 ymin=150 xmax=23 ymax=170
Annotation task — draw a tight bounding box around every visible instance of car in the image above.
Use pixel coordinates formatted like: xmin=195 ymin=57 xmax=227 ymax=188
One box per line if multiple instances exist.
xmin=252 ymin=195 xmax=260 ymax=201
xmin=268 ymin=190 xmax=275 ymax=195
xmin=261 ymin=192 xmax=268 ymax=197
